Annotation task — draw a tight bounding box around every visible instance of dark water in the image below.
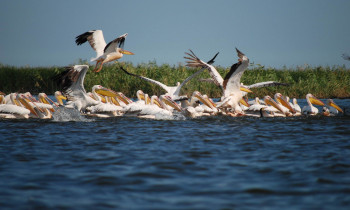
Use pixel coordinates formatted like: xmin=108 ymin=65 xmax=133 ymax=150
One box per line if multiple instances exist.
xmin=1 ymin=99 xmax=350 ymax=209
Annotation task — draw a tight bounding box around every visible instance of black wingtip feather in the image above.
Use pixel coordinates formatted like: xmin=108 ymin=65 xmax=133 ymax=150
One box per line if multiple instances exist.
xmin=207 ymin=52 xmax=219 ymax=64
xmin=75 ymin=31 xmax=95 ymax=45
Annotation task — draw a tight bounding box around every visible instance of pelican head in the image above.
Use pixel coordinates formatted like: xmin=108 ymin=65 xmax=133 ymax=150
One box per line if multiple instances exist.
xmin=306 ymin=93 xmax=325 ymax=106
xmin=264 ymin=95 xmax=284 ymax=113
xmin=150 ymin=95 xmax=162 ymax=108
xmin=136 ymin=90 xmax=145 ymax=101
xmin=192 ymin=91 xmax=215 ymax=109
xmin=54 ymin=91 xmax=66 ymax=106
xmin=159 ymin=95 xmax=182 ymax=112
xmin=327 ymin=99 xmax=343 ymax=113
xmin=274 ymin=93 xmax=295 ymax=113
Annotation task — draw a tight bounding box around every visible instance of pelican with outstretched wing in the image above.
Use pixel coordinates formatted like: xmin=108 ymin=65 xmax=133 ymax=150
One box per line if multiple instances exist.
xmin=75 ymin=30 xmax=134 ymax=72
xmin=119 ymin=52 xmax=219 ymax=100
xmin=185 ymin=48 xmax=251 ymax=113
xmin=53 ymin=65 xmax=99 ymax=112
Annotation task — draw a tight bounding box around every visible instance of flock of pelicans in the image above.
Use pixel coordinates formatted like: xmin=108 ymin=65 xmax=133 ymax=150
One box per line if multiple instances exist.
xmin=0 ymin=30 xmax=345 ymax=120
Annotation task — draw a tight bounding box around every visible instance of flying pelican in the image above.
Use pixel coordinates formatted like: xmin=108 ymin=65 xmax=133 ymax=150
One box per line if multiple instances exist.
xmin=119 ymin=52 xmax=219 ymax=101
xmin=322 ymin=99 xmax=343 ymax=116
xmin=302 ymin=93 xmax=325 ymax=115
xmin=53 ymin=65 xmax=100 ymax=112
xmin=184 ymin=48 xmax=251 ymax=114
xmin=75 ymin=30 xmax=134 ymax=72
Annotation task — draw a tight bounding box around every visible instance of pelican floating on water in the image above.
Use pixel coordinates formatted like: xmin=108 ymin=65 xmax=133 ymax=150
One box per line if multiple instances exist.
xmin=302 ymin=93 xmax=325 ymax=115
xmin=75 ymin=30 xmax=134 ymax=72
xmin=322 ymin=99 xmax=343 ymax=116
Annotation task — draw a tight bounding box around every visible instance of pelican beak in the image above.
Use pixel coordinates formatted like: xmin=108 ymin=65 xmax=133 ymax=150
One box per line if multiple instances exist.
xmin=57 ymin=95 xmax=67 ymax=106
xmin=117 ymin=92 xmax=133 ymax=104
xmin=240 ymin=97 xmax=250 ymax=107
xmin=95 ymin=87 xmax=119 ymax=98
xmin=330 ymin=101 xmax=343 ymax=113
xmin=162 ymin=96 xmax=182 ymax=112
xmin=206 ymin=97 xmax=217 ymax=108
xmin=146 ymin=95 xmax=151 ymax=105
xmin=120 ymin=49 xmax=134 ymax=55
xmin=277 ymin=95 xmax=295 ymax=113
xmin=153 ymin=97 xmax=162 ymax=108
xmin=240 ymin=87 xmax=253 ymax=93
xmin=0 ymin=95 xmax=4 ymax=104
xmin=111 ymin=97 xmax=120 ymax=106
xmin=265 ymin=97 xmax=284 ymax=113
xmin=18 ymin=96 xmax=39 ymax=117
xmin=310 ymin=96 xmax=325 ymax=106
xmin=194 ymin=91 xmax=214 ymax=109
xmin=41 ymin=95 xmax=58 ymax=111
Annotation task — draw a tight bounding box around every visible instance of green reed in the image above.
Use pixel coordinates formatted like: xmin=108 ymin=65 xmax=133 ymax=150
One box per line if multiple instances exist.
xmin=0 ymin=62 xmax=349 ymax=99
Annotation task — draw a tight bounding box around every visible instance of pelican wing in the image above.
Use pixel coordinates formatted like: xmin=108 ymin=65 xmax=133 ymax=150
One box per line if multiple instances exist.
xmin=53 ymin=65 xmax=89 ymax=102
xmin=184 ymin=50 xmax=223 ymax=90
xmin=223 ymin=48 xmax=249 ymax=96
xmin=119 ymin=67 xmax=170 ymax=93
xmin=75 ymin=30 xmax=107 ymax=59
xmin=246 ymin=81 xmax=289 ymax=89
xmin=174 ymin=52 xmax=219 ymax=96
xmin=104 ymin=33 xmax=127 ymax=54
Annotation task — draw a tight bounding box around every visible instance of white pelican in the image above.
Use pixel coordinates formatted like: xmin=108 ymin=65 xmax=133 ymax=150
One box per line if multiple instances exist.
xmin=181 ymin=91 xmax=218 ymax=117
xmin=0 ymin=94 xmax=31 ymax=119
xmin=263 ymin=95 xmax=286 ymax=116
xmin=121 ymin=93 xmax=182 ymax=118
xmin=243 ymin=97 xmax=278 ymax=117
xmin=285 ymin=97 xmax=301 ymax=116
xmin=38 ymin=93 xmax=58 ymax=112
xmin=185 ymin=48 xmax=251 ymax=113
xmin=75 ymin=30 xmax=134 ymax=72
xmin=53 ymin=65 xmax=99 ymax=112
xmin=85 ymin=85 xmax=124 ymax=117
xmin=322 ymin=99 xmax=343 ymax=116
xmin=118 ymin=52 xmax=219 ymax=101
xmin=274 ymin=93 xmax=296 ymax=116
xmin=302 ymin=93 xmax=325 ymax=115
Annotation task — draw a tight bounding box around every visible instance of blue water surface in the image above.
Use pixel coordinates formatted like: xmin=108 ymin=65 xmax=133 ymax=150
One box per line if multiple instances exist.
xmin=1 ymin=99 xmax=350 ymax=209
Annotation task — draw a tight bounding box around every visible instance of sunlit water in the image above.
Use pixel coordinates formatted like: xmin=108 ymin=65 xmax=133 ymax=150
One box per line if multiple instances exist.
xmin=1 ymin=99 xmax=350 ymax=209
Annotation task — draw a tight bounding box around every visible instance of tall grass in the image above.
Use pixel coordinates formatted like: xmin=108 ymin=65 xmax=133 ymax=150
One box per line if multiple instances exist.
xmin=0 ymin=62 xmax=349 ymax=99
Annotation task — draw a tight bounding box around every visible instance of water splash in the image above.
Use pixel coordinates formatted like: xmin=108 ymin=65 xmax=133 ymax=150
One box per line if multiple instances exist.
xmin=52 ymin=107 xmax=93 ymax=122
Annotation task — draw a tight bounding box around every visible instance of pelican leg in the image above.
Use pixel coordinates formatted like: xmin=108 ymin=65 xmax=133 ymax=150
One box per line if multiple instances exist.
xmin=93 ymin=60 xmax=103 ymax=72
xmin=95 ymin=62 xmax=104 ymax=73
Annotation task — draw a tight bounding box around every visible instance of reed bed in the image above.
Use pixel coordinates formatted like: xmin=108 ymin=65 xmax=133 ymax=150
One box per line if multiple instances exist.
xmin=0 ymin=62 xmax=349 ymax=99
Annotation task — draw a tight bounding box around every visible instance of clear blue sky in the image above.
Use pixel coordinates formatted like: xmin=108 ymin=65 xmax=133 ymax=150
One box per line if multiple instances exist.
xmin=1 ymin=0 xmax=349 ymax=68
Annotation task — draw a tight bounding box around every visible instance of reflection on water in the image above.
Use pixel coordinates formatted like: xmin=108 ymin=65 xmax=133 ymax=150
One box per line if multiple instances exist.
xmin=1 ymin=100 xmax=350 ymax=209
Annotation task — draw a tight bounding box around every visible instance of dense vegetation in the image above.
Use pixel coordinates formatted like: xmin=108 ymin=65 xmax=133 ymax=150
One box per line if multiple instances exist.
xmin=0 ymin=62 xmax=349 ymax=99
